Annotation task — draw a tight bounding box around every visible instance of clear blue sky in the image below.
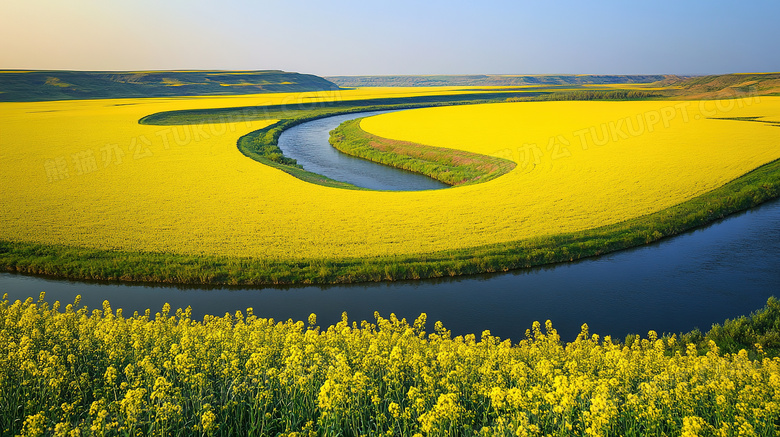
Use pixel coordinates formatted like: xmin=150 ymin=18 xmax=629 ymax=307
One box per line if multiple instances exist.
xmin=1 ymin=0 xmax=778 ymax=76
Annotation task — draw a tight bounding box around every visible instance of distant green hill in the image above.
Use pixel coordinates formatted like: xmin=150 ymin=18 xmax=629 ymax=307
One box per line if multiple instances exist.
xmin=667 ymin=72 xmax=780 ymax=99
xmin=326 ymin=74 xmax=680 ymax=88
xmin=0 ymin=70 xmax=340 ymax=102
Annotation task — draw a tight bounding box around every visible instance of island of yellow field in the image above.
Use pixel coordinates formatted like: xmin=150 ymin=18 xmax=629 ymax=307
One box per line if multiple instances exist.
xmin=1 ymin=90 xmax=778 ymax=262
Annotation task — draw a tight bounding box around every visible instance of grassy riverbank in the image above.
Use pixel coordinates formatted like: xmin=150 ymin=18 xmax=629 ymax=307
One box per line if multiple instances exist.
xmin=329 ymin=118 xmax=515 ymax=186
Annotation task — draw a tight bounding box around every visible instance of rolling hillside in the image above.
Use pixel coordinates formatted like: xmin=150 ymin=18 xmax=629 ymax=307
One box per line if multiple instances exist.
xmin=0 ymin=70 xmax=340 ymax=102
xmin=667 ymin=72 xmax=780 ymax=99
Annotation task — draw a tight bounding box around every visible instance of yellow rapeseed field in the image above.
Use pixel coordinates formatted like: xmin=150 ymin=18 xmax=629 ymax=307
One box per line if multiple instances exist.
xmin=360 ymin=98 xmax=780 ymax=243
xmin=1 ymin=91 xmax=779 ymax=261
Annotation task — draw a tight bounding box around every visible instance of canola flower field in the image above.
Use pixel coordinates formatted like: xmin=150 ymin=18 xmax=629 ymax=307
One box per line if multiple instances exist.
xmin=0 ymin=86 xmax=531 ymax=262
xmin=3 ymin=293 xmax=780 ymax=437
xmin=1 ymin=86 xmax=779 ymax=284
xmin=359 ymin=98 xmax=780 ymax=239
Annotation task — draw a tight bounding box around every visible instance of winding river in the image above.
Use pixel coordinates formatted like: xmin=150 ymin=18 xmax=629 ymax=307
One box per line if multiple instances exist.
xmin=277 ymin=110 xmax=448 ymax=190
xmin=2 ymin=112 xmax=779 ymax=341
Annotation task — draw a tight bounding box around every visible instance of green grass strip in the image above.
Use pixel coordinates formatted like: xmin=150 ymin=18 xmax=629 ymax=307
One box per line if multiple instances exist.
xmin=138 ymin=91 xmax=544 ymax=126
xmin=329 ymin=118 xmax=516 ymax=186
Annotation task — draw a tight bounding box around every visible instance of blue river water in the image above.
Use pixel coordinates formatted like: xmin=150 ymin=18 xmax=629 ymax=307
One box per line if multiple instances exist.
xmin=3 ymin=197 xmax=778 ymax=342
xmin=2 ymin=112 xmax=778 ymax=341
xmin=277 ymin=111 xmax=448 ymax=190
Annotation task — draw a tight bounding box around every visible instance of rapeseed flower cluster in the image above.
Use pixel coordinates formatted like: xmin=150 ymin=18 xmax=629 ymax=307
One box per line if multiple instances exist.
xmin=2 ymin=293 xmax=780 ymax=436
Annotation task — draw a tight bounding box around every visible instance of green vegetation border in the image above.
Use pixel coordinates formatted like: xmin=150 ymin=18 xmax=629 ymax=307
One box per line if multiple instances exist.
xmin=329 ymin=118 xmax=516 ymax=186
